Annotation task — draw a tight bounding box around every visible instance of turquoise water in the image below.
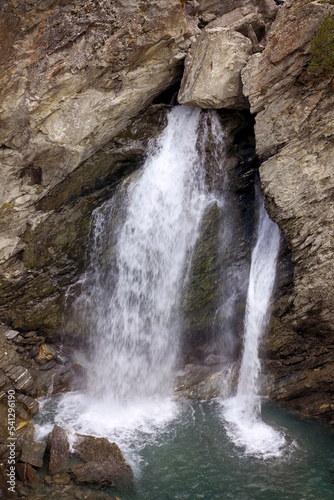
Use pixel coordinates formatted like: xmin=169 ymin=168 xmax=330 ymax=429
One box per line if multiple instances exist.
xmin=34 ymin=398 xmax=334 ymax=499
xmin=120 ymin=401 xmax=334 ymax=500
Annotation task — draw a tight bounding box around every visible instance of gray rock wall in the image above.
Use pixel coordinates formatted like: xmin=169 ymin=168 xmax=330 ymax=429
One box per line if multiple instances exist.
xmin=0 ymin=0 xmax=191 ymax=333
xmin=242 ymin=0 xmax=334 ymax=422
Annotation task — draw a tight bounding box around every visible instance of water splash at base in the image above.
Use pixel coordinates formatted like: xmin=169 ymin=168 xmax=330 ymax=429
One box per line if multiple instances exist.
xmin=221 ymin=192 xmax=286 ymax=459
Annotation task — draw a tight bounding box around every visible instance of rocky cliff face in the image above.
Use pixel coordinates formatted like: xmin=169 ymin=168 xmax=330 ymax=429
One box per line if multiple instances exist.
xmin=176 ymin=0 xmax=334 ymax=421
xmin=0 ymin=0 xmax=333 ymax=424
xmin=0 ymin=0 xmax=193 ymax=332
xmin=242 ymin=0 xmax=334 ymax=423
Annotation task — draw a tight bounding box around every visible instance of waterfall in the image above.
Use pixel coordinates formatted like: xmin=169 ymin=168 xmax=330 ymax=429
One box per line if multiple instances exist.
xmin=35 ymin=106 xmax=292 ymax=472
xmin=74 ymin=106 xmax=222 ymax=405
xmin=222 ymin=193 xmax=286 ymax=459
xmin=38 ymin=105 xmax=235 ymax=449
xmin=237 ymin=193 xmax=281 ymax=412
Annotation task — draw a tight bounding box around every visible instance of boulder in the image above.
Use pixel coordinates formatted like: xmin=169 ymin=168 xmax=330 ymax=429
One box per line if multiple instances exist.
xmin=36 ymin=343 xmax=57 ymax=364
xmin=69 ymin=461 xmax=133 ymax=489
xmin=48 ymin=425 xmax=69 ymax=475
xmin=16 ymin=394 xmax=39 ymax=420
xmin=52 ymin=473 xmax=71 ymax=485
xmin=73 ymin=435 xmax=126 ymax=464
xmin=16 ymin=462 xmax=40 ymax=488
xmin=20 ymin=441 xmax=46 ymax=468
xmin=178 ymin=28 xmax=252 ymax=109
xmin=70 ymin=434 xmax=132 ymax=489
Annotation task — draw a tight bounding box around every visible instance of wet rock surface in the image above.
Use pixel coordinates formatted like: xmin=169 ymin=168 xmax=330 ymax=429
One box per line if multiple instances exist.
xmin=73 ymin=435 xmax=126 ymax=465
xmin=69 ymin=461 xmax=132 ymax=488
xmin=1 ymin=413 xmax=131 ymax=498
xmin=48 ymin=425 xmax=70 ymax=475
xmin=175 ymin=361 xmax=238 ymax=400
xmin=70 ymin=434 xmax=133 ymax=489
xmin=180 ymin=110 xmax=258 ymax=367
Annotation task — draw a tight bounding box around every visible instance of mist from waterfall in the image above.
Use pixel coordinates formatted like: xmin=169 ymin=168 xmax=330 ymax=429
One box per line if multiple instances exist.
xmin=222 ymin=192 xmax=286 ymax=459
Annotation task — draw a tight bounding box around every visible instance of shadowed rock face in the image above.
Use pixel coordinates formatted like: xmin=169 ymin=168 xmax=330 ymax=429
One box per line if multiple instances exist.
xmin=0 ymin=104 xmax=169 ymax=333
xmin=179 ymin=110 xmax=258 ymax=376
xmin=242 ymin=0 xmax=334 ymax=423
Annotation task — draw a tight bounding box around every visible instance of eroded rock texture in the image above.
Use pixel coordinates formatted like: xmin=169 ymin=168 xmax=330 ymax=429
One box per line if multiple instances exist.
xmin=178 ymin=28 xmax=252 ymax=109
xmin=0 ymin=0 xmax=333 ymax=426
xmin=0 ymin=0 xmax=192 ymax=333
xmin=242 ymin=0 xmax=334 ymax=422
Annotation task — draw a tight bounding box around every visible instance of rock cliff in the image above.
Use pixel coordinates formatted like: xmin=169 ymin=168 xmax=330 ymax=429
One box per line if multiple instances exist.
xmin=0 ymin=0 xmax=192 ymax=332
xmin=0 ymin=0 xmax=333 ymax=424
xmin=242 ymin=0 xmax=334 ymax=423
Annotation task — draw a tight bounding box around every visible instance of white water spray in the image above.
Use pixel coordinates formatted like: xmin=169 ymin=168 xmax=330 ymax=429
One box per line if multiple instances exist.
xmin=86 ymin=106 xmax=212 ymax=401
xmin=222 ymin=193 xmax=286 ymax=458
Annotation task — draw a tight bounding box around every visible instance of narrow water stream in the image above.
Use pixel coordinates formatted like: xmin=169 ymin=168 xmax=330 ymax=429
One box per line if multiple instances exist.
xmin=222 ymin=195 xmax=285 ymax=459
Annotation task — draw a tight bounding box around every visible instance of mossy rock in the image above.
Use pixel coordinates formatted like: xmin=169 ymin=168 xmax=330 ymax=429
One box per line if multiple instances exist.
xmin=180 ymin=202 xmax=222 ymax=350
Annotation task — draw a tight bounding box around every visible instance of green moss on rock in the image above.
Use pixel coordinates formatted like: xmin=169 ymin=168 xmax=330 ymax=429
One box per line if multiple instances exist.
xmin=181 ymin=202 xmax=222 ymax=336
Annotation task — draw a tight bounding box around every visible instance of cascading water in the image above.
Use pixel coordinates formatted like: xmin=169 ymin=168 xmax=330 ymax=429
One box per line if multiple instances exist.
xmin=85 ymin=105 xmax=211 ymax=401
xmin=222 ymin=193 xmax=286 ymax=458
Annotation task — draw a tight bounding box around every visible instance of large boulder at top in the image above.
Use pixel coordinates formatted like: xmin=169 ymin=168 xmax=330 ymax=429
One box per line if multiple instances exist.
xmin=242 ymin=0 xmax=334 ymax=422
xmin=178 ymin=28 xmax=252 ymax=109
